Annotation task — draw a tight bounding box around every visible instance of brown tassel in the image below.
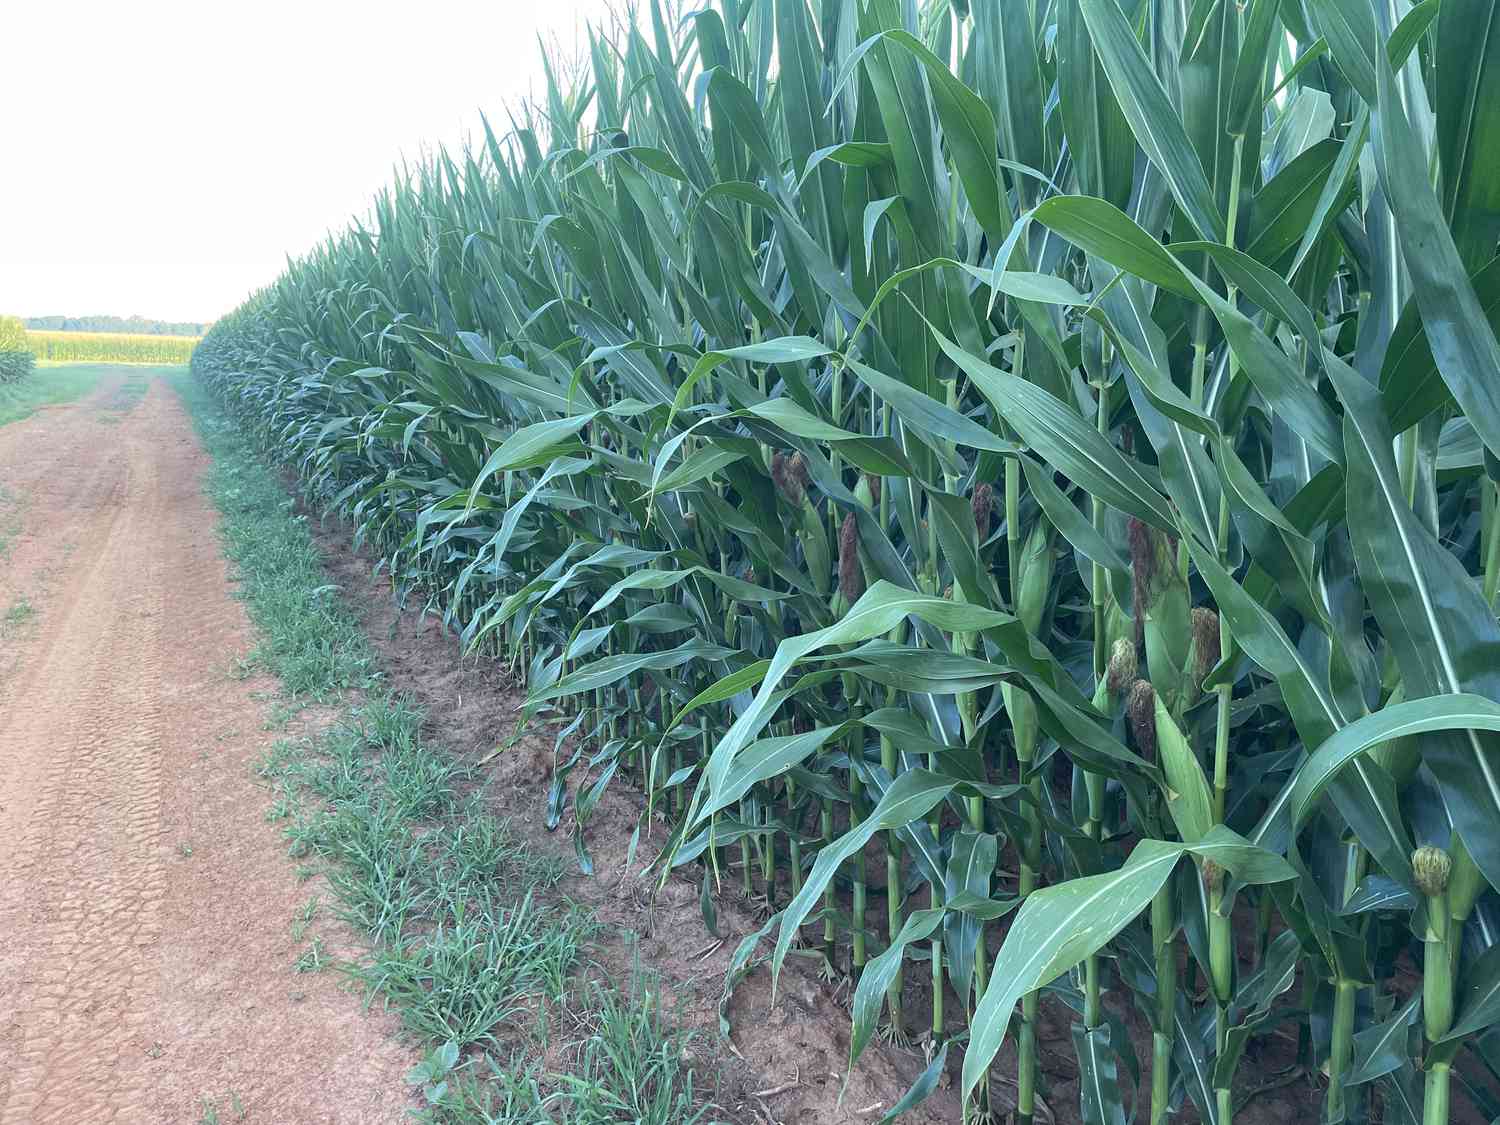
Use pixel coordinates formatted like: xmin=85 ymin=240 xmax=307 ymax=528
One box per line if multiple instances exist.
xmin=770 ymin=451 xmax=805 ymax=506
xmin=1107 ymin=637 xmax=1138 ymax=695
xmin=1192 ymin=606 xmax=1221 ymax=683
xmin=789 ymin=452 xmax=812 ymax=497
xmin=972 ymin=482 xmax=994 ymax=541
xmin=1200 ymin=858 xmax=1225 ymax=895
xmin=838 ymin=513 xmax=865 ymax=601
xmin=1127 ymin=518 xmax=1157 ymax=606
xmin=1127 ymin=679 xmax=1157 ymax=758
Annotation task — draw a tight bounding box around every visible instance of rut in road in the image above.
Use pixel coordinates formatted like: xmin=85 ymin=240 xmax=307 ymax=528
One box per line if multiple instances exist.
xmin=0 ymin=374 xmax=415 ymax=1123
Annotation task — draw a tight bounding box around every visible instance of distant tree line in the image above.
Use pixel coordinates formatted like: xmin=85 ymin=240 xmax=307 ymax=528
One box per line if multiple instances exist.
xmin=24 ymin=315 xmax=208 ymax=336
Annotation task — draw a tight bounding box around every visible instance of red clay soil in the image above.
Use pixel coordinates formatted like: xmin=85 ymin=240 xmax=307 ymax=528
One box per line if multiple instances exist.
xmin=0 ymin=373 xmax=416 ymax=1124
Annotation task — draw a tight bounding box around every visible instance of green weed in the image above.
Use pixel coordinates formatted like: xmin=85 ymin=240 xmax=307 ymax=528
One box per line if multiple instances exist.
xmin=3 ymin=596 xmax=33 ymax=630
xmin=291 ymin=896 xmax=320 ymax=941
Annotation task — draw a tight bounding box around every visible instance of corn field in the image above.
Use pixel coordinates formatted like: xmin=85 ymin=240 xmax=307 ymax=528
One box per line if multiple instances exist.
xmin=193 ymin=0 xmax=1500 ymax=1121
xmin=29 ymin=330 xmax=198 ymax=364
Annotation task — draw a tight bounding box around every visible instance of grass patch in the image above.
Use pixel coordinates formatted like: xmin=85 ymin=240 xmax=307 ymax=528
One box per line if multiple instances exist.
xmin=0 ymin=364 xmax=109 ymax=428
xmin=197 ymin=1092 xmax=247 ymax=1124
xmin=178 ymin=376 xmax=725 ymax=1124
xmin=409 ymin=965 xmax=715 ymax=1124
xmin=260 ymin=701 xmax=586 ymax=1033
xmin=0 ymin=485 xmax=17 ymax=558
xmin=2 ymin=595 xmax=34 ymax=636
xmin=172 ymin=374 xmax=371 ymax=700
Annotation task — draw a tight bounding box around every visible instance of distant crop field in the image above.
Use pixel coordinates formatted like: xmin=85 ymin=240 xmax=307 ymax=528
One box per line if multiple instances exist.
xmin=27 ymin=330 xmax=197 ymax=365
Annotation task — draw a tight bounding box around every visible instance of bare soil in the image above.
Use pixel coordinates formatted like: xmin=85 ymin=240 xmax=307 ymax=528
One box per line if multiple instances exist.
xmin=0 ymin=374 xmax=416 ymax=1124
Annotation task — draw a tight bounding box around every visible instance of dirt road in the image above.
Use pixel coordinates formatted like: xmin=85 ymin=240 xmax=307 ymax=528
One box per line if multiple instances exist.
xmin=0 ymin=372 xmax=414 ymax=1123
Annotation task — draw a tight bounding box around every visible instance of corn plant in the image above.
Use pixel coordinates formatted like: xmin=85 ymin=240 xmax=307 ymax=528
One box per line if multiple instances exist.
xmin=0 ymin=315 xmax=33 ymax=384
xmin=196 ymin=0 xmax=1500 ymax=1122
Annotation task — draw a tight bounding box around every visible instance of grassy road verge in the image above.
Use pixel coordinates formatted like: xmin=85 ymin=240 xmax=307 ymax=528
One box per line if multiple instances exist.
xmin=173 ymin=374 xmax=720 ymax=1124
xmin=0 ymin=363 xmax=110 ymax=427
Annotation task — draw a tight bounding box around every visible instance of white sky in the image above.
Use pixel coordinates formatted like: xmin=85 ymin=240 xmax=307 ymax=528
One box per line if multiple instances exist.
xmin=0 ymin=0 xmax=618 ymax=325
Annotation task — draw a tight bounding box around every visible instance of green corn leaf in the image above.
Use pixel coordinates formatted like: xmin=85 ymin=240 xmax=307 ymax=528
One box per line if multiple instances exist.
xmin=1019 ymin=457 xmax=1131 ymax=576
xmin=1184 ymin=537 xmax=1345 ymax=749
xmin=866 ymin=29 xmax=1011 ymax=241
xmin=1154 ymin=697 xmax=1214 ymax=843
xmin=530 ymin=639 xmax=738 ymax=704
xmin=1381 ymin=255 xmax=1500 ymax=433
xmin=466 ymin=415 xmax=594 ymax=510
xmin=1331 ymin=355 xmax=1500 ymax=889
xmin=845 ymin=358 xmax=1017 ymax=456
xmin=1077 ymin=0 xmax=1226 ymax=242
xmin=855 ymin=0 xmax=945 ymax=256
xmin=935 ymin=330 xmax=1179 ymax=532
xmin=836 ymin=642 xmax=1015 ymax=695
xmin=1290 ymin=106 xmax=1368 ymax=285
xmin=944 ymin=829 xmax=999 ymax=1001
xmin=1373 ymin=54 xmax=1500 ymax=464
xmin=772 ymin=768 xmax=959 ymax=989
xmin=1436 ymin=0 xmax=1500 ymax=269
xmin=698 ymin=725 xmax=849 ymax=821
xmin=1305 ymin=0 xmax=1379 ymax=97
xmin=1073 ymin=1024 xmax=1129 ymax=1125
xmin=1057 ymin=0 xmax=1135 ymax=209
xmin=665 ymin=661 xmax=771 ymax=736
xmin=1034 ymin=196 xmax=1196 ymax=298
xmin=1286 ymin=694 xmax=1500 ymax=825
xmin=688 ymin=581 xmax=1030 ymax=833
xmin=1441 ymin=944 xmax=1500 ymax=1041
xmin=879 ymin=1041 xmax=949 ymax=1123
xmin=849 ymin=908 xmax=945 ymax=1077
xmin=962 ymin=827 xmax=1294 ymax=1101
xmin=668 ymin=336 xmax=833 ymax=427
xmin=1228 ymin=0 xmax=1283 ymax=137
xmin=1346 ymin=993 xmax=1421 ymax=1084
xmin=1248 ymin=135 xmax=1350 ymax=268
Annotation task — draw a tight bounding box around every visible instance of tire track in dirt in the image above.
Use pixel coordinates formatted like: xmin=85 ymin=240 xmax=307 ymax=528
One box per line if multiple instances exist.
xmin=0 ymin=375 xmax=416 ymax=1123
